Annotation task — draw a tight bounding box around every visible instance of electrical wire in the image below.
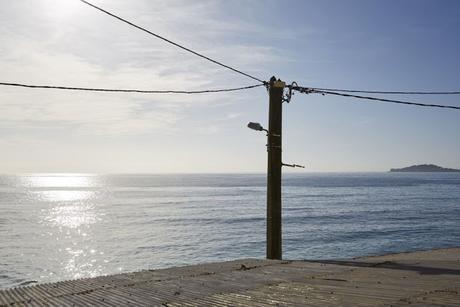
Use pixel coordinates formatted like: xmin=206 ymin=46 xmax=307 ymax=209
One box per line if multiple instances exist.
xmin=292 ymin=86 xmax=460 ymax=110
xmin=79 ymin=0 xmax=265 ymax=84
xmin=310 ymin=87 xmax=460 ymax=95
xmin=0 ymin=82 xmax=264 ymax=94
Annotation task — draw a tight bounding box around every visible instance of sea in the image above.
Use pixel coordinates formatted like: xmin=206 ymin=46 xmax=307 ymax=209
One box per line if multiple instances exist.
xmin=1 ymin=173 xmax=459 ymax=289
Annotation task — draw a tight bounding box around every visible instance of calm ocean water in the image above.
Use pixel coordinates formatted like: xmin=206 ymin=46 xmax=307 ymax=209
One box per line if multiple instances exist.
xmin=0 ymin=173 xmax=459 ymax=289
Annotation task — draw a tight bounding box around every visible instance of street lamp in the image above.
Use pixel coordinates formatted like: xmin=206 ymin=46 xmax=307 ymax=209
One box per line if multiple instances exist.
xmin=247 ymin=122 xmax=268 ymax=133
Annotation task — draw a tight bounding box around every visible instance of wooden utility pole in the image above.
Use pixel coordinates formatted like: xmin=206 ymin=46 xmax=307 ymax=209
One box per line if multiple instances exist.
xmin=266 ymin=76 xmax=285 ymax=260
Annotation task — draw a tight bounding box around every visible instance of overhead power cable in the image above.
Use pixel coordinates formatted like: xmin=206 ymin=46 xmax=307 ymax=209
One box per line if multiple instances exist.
xmin=0 ymin=82 xmax=264 ymax=94
xmin=291 ymin=86 xmax=460 ymax=110
xmin=310 ymin=87 xmax=460 ymax=95
xmin=79 ymin=0 xmax=265 ymax=84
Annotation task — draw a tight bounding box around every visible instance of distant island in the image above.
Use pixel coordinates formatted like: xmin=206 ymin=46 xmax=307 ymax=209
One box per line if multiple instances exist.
xmin=390 ymin=164 xmax=460 ymax=172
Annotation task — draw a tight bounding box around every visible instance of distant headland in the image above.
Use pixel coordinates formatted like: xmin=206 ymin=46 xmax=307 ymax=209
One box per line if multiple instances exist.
xmin=390 ymin=164 xmax=460 ymax=172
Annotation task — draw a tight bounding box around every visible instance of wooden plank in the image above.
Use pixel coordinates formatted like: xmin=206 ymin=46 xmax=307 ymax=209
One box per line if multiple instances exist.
xmin=0 ymin=248 xmax=459 ymax=306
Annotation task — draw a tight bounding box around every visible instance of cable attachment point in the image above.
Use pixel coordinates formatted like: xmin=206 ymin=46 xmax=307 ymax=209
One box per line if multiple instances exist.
xmin=283 ymin=82 xmax=299 ymax=103
xmin=263 ymin=80 xmax=270 ymax=92
xmin=291 ymin=85 xmax=316 ymax=95
xmin=282 ymin=163 xmax=306 ymax=168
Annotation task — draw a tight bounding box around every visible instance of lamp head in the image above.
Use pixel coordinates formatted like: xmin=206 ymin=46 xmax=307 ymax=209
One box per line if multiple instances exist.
xmin=247 ymin=122 xmax=265 ymax=132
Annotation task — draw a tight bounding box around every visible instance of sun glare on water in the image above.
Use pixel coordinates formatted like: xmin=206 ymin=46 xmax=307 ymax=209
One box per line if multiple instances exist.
xmin=23 ymin=173 xmax=96 ymax=189
xmin=24 ymin=174 xmax=101 ymax=227
xmin=23 ymin=174 xmax=106 ymax=280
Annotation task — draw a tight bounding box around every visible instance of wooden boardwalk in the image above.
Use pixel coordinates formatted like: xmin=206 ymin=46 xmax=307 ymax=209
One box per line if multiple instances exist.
xmin=1 ymin=248 xmax=459 ymax=306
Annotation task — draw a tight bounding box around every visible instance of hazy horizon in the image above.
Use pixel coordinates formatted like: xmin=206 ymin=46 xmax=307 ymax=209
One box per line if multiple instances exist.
xmin=2 ymin=166 xmax=459 ymax=176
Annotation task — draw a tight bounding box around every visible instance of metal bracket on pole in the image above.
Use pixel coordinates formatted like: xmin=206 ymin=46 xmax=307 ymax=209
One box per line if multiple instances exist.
xmin=282 ymin=163 xmax=306 ymax=168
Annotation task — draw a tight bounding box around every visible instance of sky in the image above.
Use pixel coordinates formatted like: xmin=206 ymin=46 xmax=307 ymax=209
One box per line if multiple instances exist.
xmin=1 ymin=0 xmax=459 ymax=173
